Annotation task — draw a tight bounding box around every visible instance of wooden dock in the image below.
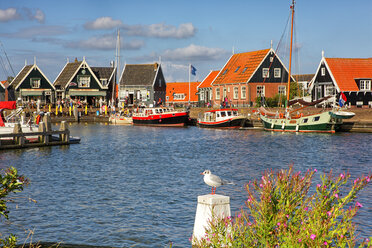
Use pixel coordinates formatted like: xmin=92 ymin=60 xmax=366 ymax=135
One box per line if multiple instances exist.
xmin=0 ymin=115 xmax=80 ymax=150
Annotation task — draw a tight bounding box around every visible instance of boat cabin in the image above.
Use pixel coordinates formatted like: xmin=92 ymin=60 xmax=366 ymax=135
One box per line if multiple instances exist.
xmin=203 ymin=109 xmax=239 ymax=122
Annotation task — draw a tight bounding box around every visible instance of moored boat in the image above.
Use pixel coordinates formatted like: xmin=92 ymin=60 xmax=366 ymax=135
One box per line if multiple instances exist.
xmin=197 ymin=109 xmax=245 ymax=129
xmin=132 ymin=107 xmax=189 ymax=127
xmin=110 ymin=110 xmax=133 ymax=125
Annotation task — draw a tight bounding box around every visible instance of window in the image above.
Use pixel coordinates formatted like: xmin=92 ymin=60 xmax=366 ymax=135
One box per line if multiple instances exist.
xmin=200 ymin=91 xmax=204 ymax=101
xmin=302 ymin=118 xmax=308 ymax=123
xmin=270 ymin=56 xmax=274 ymax=62
xmin=30 ymin=78 xmax=40 ymax=88
xmin=234 ymin=66 xmax=240 ymax=72
xmin=78 ymin=76 xmax=90 ymax=88
xmin=257 ymin=85 xmax=265 ymax=97
xmin=233 ymin=87 xmax=239 ymax=99
xmin=262 ymin=68 xmax=269 ymax=78
xmin=159 ymin=79 xmax=162 ymax=87
xmin=166 ymin=96 xmax=169 ymax=100
xmin=216 ymin=88 xmax=220 ymax=100
xmin=325 ymin=85 xmax=335 ymax=96
xmin=278 ymin=85 xmax=286 ymax=95
xmin=321 ymin=67 xmax=326 ymax=76
xmin=274 ymin=68 xmax=281 ymax=78
xmin=100 ymin=79 xmax=108 ymax=86
xmin=223 ymin=87 xmax=227 ymax=98
xmin=360 ymin=80 xmax=371 ymax=91
xmin=313 ymin=116 xmax=320 ymax=122
xmin=242 ymin=67 xmax=248 ymax=73
xmin=241 ymin=86 xmax=246 ymax=99
xmin=174 ymin=93 xmax=185 ymax=100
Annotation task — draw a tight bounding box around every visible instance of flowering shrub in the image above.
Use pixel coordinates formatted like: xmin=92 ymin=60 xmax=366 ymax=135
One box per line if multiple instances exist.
xmin=0 ymin=167 xmax=28 ymax=248
xmin=193 ymin=166 xmax=372 ymax=247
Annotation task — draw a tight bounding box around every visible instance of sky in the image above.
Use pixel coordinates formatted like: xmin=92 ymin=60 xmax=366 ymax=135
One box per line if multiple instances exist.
xmin=0 ymin=0 xmax=371 ymax=83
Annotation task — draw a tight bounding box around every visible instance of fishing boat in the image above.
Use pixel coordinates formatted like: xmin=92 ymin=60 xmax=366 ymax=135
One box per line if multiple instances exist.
xmin=132 ymin=107 xmax=189 ymax=127
xmin=197 ymin=109 xmax=245 ymax=129
xmin=259 ymin=0 xmax=354 ymax=133
xmin=109 ymin=110 xmax=133 ymax=125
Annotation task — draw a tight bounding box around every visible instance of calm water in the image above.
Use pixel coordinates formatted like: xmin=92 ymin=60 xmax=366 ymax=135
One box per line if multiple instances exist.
xmin=0 ymin=123 xmax=371 ymax=247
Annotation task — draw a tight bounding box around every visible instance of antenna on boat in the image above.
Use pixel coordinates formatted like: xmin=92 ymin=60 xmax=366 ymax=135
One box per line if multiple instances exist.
xmin=286 ymin=0 xmax=295 ymax=108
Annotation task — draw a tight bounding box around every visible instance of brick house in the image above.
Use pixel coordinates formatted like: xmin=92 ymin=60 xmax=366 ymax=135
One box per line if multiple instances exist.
xmin=166 ymin=81 xmax=199 ymax=107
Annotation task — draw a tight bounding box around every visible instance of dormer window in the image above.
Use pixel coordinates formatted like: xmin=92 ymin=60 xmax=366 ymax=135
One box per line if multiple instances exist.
xmin=30 ymin=78 xmax=40 ymax=88
xmin=234 ymin=66 xmax=240 ymax=72
xmin=242 ymin=67 xmax=248 ymax=73
xmin=360 ymin=80 xmax=371 ymax=91
xmin=222 ymin=69 xmax=228 ymax=75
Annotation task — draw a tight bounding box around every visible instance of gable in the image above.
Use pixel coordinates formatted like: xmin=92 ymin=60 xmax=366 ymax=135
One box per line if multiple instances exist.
xmin=153 ymin=65 xmax=166 ymax=90
xmin=166 ymin=82 xmax=199 ymax=102
xmin=67 ymin=66 xmax=103 ymax=90
xmin=213 ymin=49 xmax=270 ymax=85
xmin=198 ymin=70 xmax=219 ymax=89
xmin=11 ymin=65 xmax=54 ymax=91
xmin=54 ymin=61 xmax=82 ymax=88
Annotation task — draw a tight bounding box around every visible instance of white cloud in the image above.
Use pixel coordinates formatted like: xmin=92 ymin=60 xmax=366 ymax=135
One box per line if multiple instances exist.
xmin=66 ymin=34 xmax=144 ymax=51
xmin=162 ymin=44 xmax=228 ymax=61
xmin=125 ymin=22 xmax=196 ymax=39
xmin=84 ymin=17 xmax=123 ymax=30
xmin=0 ymin=8 xmax=20 ymax=22
xmin=33 ymin=9 xmax=45 ymax=23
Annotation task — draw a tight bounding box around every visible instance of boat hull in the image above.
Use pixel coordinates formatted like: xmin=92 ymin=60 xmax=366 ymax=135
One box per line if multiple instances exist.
xmin=110 ymin=115 xmax=133 ymax=125
xmin=132 ymin=112 xmax=189 ymax=127
xmin=198 ymin=117 xmax=245 ymax=129
xmin=260 ymin=111 xmax=342 ymax=133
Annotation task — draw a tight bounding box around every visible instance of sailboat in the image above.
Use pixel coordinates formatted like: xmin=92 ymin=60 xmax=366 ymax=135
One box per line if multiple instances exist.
xmin=259 ymin=0 xmax=355 ymax=133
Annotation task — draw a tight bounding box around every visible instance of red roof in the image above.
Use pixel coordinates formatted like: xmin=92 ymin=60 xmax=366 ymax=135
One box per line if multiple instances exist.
xmin=198 ymin=70 xmax=219 ymax=89
xmin=166 ymin=82 xmax=199 ymax=102
xmin=326 ymin=58 xmax=372 ymax=91
xmin=213 ymin=49 xmax=270 ymax=85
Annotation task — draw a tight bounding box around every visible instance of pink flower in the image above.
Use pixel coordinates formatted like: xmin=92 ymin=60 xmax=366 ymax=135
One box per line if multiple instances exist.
xmin=259 ymin=183 xmax=263 ymax=188
xmin=298 ymin=238 xmax=302 ymax=242
xmin=340 ymin=235 xmax=344 ymax=239
xmin=356 ymin=202 xmax=363 ymax=208
xmin=354 ymin=178 xmax=359 ymax=184
xmin=310 ymin=234 xmax=316 ymax=240
xmin=247 ymin=197 xmax=252 ymax=202
xmin=248 ymin=222 xmax=252 ymax=226
xmin=317 ymin=184 xmax=321 ymax=188
xmin=334 ymin=193 xmax=339 ymax=198
xmin=327 ymin=211 xmax=332 ymax=217
xmin=324 ymin=241 xmax=328 ymax=245
xmin=314 ymin=169 xmax=317 ymax=172
xmin=277 ymin=222 xmax=281 ymax=226
xmin=238 ymin=213 xmax=241 ymax=218
xmin=366 ymin=177 xmax=370 ymax=182
xmin=339 ymin=173 xmax=345 ymax=179
xmin=304 ymin=207 xmax=308 ymax=211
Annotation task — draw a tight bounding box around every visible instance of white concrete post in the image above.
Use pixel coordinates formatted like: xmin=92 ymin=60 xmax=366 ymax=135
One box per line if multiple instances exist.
xmin=193 ymin=194 xmax=231 ymax=242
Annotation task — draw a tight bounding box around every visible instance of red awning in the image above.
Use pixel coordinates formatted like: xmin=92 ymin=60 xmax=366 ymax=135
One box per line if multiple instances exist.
xmin=0 ymin=101 xmax=16 ymax=110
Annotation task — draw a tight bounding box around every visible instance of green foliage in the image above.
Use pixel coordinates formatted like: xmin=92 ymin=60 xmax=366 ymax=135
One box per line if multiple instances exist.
xmin=1 ymin=167 xmax=28 ymax=248
xmin=193 ymin=166 xmax=372 ymax=247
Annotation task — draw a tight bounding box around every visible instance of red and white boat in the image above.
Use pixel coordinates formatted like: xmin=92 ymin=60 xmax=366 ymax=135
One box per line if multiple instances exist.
xmin=197 ymin=109 xmax=246 ymax=129
xmin=132 ymin=107 xmax=189 ymax=127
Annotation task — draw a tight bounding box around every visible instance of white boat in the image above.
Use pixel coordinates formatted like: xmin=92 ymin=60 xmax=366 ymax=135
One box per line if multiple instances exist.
xmin=197 ymin=109 xmax=246 ymax=129
xmin=110 ymin=110 xmax=133 ymax=125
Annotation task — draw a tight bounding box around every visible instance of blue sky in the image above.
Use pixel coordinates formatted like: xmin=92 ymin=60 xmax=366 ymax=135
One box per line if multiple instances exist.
xmin=0 ymin=0 xmax=371 ymax=83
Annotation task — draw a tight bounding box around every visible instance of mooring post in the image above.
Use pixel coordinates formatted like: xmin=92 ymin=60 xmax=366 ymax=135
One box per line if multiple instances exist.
xmin=59 ymin=121 xmax=69 ymax=142
xmin=192 ymin=194 xmax=231 ymax=243
xmin=13 ymin=123 xmax=24 ymax=146
xmin=43 ymin=113 xmax=51 ymax=144
xmin=38 ymin=121 xmax=45 ymax=143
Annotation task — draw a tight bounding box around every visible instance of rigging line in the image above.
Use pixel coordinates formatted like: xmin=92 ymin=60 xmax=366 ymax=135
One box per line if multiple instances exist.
xmin=0 ymin=41 xmax=15 ymax=77
xmin=0 ymin=55 xmax=8 ymax=78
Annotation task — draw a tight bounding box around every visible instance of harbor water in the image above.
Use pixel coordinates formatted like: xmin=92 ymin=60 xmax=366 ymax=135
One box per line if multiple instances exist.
xmin=0 ymin=123 xmax=371 ymax=247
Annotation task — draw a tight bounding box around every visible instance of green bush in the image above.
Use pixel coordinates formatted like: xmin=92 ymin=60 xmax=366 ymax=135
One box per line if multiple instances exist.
xmin=193 ymin=166 xmax=372 ymax=247
xmin=1 ymin=167 xmax=28 ymax=248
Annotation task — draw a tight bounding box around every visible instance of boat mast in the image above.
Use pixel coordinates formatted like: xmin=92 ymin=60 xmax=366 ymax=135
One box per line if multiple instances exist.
xmin=113 ymin=29 xmax=120 ymax=106
xmin=286 ymin=0 xmax=295 ymax=107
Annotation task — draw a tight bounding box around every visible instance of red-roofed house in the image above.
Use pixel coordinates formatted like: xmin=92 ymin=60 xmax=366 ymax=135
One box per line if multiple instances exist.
xmin=166 ymin=82 xmax=199 ymax=107
xmin=197 ymin=70 xmax=219 ymax=107
xmin=211 ymin=48 xmax=292 ymax=107
xmin=309 ymin=54 xmax=372 ymax=107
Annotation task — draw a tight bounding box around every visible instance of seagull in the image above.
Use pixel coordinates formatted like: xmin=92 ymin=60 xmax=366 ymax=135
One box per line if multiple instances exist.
xmin=200 ymin=170 xmax=234 ymax=195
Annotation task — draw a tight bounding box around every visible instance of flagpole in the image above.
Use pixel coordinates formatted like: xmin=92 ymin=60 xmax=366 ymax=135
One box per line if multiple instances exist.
xmin=189 ymin=64 xmax=191 ymax=105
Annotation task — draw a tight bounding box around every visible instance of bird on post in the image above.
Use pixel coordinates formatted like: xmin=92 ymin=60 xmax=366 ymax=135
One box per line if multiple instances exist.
xmin=200 ymin=170 xmax=234 ymax=195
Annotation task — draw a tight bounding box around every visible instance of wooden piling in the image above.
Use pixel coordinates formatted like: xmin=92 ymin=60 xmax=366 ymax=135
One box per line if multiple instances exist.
xmin=13 ymin=123 xmax=24 ymax=146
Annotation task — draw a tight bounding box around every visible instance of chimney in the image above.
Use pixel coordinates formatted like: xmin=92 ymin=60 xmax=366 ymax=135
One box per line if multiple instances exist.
xmin=74 ymin=57 xmax=78 ymax=63
xmin=154 ymin=63 xmax=158 ymax=71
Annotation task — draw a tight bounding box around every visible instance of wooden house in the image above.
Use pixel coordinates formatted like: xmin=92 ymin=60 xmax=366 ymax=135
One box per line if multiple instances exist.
xmin=309 ymin=54 xmax=372 ymax=107
xmin=54 ymin=58 xmax=111 ymax=106
xmin=211 ymin=48 xmax=293 ymax=107
xmin=118 ymin=63 xmax=166 ymax=107
xmin=0 ymin=81 xmax=6 ymax=101
xmin=166 ymin=81 xmax=199 ymax=107
xmin=197 ymin=70 xmax=219 ymax=107
xmin=9 ymin=62 xmax=55 ymax=104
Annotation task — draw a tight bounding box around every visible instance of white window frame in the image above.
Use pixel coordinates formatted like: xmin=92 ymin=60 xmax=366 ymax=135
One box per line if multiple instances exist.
xmin=78 ymin=75 xmax=90 ymax=88
xmin=241 ymin=86 xmax=246 ymax=99
xmin=262 ymin=68 xmax=269 ymax=78
xmin=200 ymin=91 xmax=205 ymax=101
xmin=223 ymin=87 xmax=227 ymax=98
xmin=215 ymin=88 xmax=220 ymax=100
xmin=278 ymin=85 xmax=286 ymax=95
xmin=321 ymin=67 xmax=326 ymax=76
xmin=274 ymin=68 xmax=281 ymax=78
xmin=257 ymin=85 xmax=265 ymax=97
xmin=30 ymin=78 xmax=41 ymax=88
xmin=325 ymin=85 xmax=336 ymax=96
xmin=174 ymin=93 xmax=185 ymax=100
xmin=233 ymin=87 xmax=239 ymax=99
xmin=360 ymin=80 xmax=371 ymax=91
